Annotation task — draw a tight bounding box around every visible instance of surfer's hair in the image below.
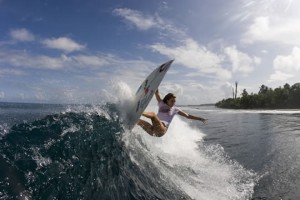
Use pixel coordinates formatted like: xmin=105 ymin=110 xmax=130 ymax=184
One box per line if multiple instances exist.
xmin=163 ymin=93 xmax=176 ymax=104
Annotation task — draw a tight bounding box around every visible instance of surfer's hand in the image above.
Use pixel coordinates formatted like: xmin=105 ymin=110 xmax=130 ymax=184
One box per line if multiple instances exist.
xmin=201 ymin=118 xmax=208 ymax=124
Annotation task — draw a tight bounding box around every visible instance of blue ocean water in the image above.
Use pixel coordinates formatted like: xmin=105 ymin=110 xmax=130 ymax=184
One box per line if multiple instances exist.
xmin=0 ymin=102 xmax=299 ymax=199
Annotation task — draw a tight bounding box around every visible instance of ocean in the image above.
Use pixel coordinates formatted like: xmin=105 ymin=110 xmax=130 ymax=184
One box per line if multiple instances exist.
xmin=0 ymin=101 xmax=299 ymax=200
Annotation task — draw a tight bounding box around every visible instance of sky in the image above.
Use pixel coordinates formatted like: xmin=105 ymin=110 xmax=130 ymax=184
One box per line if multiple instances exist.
xmin=1 ymin=0 xmax=300 ymax=105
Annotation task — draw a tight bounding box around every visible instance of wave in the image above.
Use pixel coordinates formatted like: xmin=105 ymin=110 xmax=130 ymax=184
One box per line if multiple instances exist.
xmin=0 ymin=103 xmax=257 ymax=200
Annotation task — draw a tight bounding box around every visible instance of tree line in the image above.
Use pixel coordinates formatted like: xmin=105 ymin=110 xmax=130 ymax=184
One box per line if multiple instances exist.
xmin=215 ymin=83 xmax=300 ymax=109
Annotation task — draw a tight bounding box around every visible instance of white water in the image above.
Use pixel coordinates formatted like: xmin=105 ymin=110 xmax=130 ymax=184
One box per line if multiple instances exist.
xmin=110 ymin=81 xmax=257 ymax=199
xmin=123 ymin=108 xmax=257 ymax=200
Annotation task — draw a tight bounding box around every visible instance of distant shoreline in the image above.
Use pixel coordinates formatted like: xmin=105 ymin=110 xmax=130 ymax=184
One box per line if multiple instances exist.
xmin=178 ymin=103 xmax=215 ymax=107
xmin=215 ymin=83 xmax=300 ymax=110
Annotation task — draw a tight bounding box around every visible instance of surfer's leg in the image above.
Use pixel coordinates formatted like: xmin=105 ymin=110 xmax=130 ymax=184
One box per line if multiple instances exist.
xmin=141 ymin=112 xmax=156 ymax=119
xmin=142 ymin=112 xmax=167 ymax=137
xmin=137 ymin=119 xmax=155 ymax=136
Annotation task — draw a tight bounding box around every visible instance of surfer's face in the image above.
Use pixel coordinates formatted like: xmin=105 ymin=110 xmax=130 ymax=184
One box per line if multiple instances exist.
xmin=167 ymin=97 xmax=176 ymax=107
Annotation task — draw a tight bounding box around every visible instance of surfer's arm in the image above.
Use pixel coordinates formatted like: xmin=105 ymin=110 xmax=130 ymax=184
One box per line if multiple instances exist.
xmin=177 ymin=111 xmax=207 ymax=124
xmin=155 ymin=89 xmax=162 ymax=102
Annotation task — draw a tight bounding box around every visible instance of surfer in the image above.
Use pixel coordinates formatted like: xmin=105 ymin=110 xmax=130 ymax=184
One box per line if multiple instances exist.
xmin=138 ymin=89 xmax=207 ymax=137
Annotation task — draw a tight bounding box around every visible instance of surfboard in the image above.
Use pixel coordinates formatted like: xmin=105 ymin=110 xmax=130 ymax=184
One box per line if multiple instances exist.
xmin=126 ymin=60 xmax=174 ymax=129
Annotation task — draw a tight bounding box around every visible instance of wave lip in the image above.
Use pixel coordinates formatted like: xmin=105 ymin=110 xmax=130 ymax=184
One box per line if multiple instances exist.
xmin=0 ymin=102 xmax=258 ymax=199
xmin=0 ymin=105 xmax=192 ymax=199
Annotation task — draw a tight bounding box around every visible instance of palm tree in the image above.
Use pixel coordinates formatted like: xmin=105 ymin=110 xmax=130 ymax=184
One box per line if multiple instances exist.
xmin=235 ymin=81 xmax=238 ymax=99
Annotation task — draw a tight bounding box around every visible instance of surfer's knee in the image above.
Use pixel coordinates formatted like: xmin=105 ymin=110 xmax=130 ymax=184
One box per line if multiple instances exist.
xmin=149 ymin=112 xmax=156 ymax=119
xmin=153 ymin=131 xmax=166 ymax=137
xmin=152 ymin=126 xmax=167 ymax=137
xmin=143 ymin=112 xmax=156 ymax=119
xmin=155 ymin=133 xmax=165 ymax=137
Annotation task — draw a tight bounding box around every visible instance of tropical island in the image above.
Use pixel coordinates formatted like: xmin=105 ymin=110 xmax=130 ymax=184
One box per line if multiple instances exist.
xmin=215 ymin=83 xmax=300 ymax=109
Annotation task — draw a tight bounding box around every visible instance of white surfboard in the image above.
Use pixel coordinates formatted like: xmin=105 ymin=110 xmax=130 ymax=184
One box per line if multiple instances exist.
xmin=126 ymin=60 xmax=174 ymax=129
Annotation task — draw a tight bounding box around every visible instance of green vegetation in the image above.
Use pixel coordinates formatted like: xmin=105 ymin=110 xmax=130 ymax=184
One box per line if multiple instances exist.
xmin=215 ymin=83 xmax=300 ymax=109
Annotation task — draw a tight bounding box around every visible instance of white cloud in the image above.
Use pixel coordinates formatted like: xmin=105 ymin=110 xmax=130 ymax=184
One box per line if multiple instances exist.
xmin=113 ymin=8 xmax=159 ymax=30
xmin=0 ymin=48 xmax=154 ymax=79
xmin=175 ymin=81 xmax=235 ymax=104
xmin=42 ymin=37 xmax=86 ymax=52
xmin=242 ymin=16 xmax=269 ymax=44
xmin=73 ymin=55 xmax=109 ymax=67
xmin=268 ymin=46 xmax=300 ymax=82
xmin=243 ymin=16 xmax=300 ymax=45
xmin=273 ymin=46 xmax=300 ymax=72
xmin=268 ymin=70 xmax=294 ymax=82
xmin=0 ymin=50 xmax=110 ymax=70
xmin=0 ymin=68 xmax=26 ymax=76
xmin=113 ymin=7 xmax=186 ymax=38
xmin=0 ymin=49 xmax=72 ymax=69
xmin=19 ymin=93 xmax=25 ymax=100
xmin=0 ymin=91 xmax=4 ymax=99
xmin=10 ymin=28 xmax=35 ymax=42
xmin=32 ymin=87 xmax=47 ymax=101
xmin=150 ymin=38 xmax=232 ymax=80
xmin=154 ymin=80 xmax=215 ymax=105
xmin=224 ymin=45 xmax=260 ymax=75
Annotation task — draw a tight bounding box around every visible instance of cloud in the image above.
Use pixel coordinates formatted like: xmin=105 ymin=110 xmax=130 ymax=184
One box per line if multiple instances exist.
xmin=0 ymin=48 xmax=154 ymax=79
xmin=10 ymin=28 xmax=35 ymax=42
xmin=224 ymin=45 xmax=260 ymax=75
xmin=0 ymin=68 xmax=26 ymax=76
xmin=113 ymin=7 xmax=186 ymax=38
xmin=150 ymin=39 xmax=233 ymax=80
xmin=268 ymin=46 xmax=300 ymax=82
xmin=31 ymin=87 xmax=47 ymax=101
xmin=0 ymin=91 xmax=4 ymax=99
xmin=42 ymin=37 xmax=86 ymax=52
xmin=0 ymin=50 xmax=66 ymax=69
xmin=113 ymin=8 xmax=160 ymax=30
xmin=268 ymin=70 xmax=294 ymax=82
xmin=19 ymin=93 xmax=25 ymax=100
xmin=243 ymin=16 xmax=300 ymax=45
xmin=273 ymin=46 xmax=300 ymax=72
xmin=73 ymin=55 xmax=109 ymax=68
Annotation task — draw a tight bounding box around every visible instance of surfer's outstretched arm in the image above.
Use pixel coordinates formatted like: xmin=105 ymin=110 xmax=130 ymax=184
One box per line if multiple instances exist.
xmin=177 ymin=111 xmax=208 ymax=124
xmin=155 ymin=89 xmax=162 ymax=102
